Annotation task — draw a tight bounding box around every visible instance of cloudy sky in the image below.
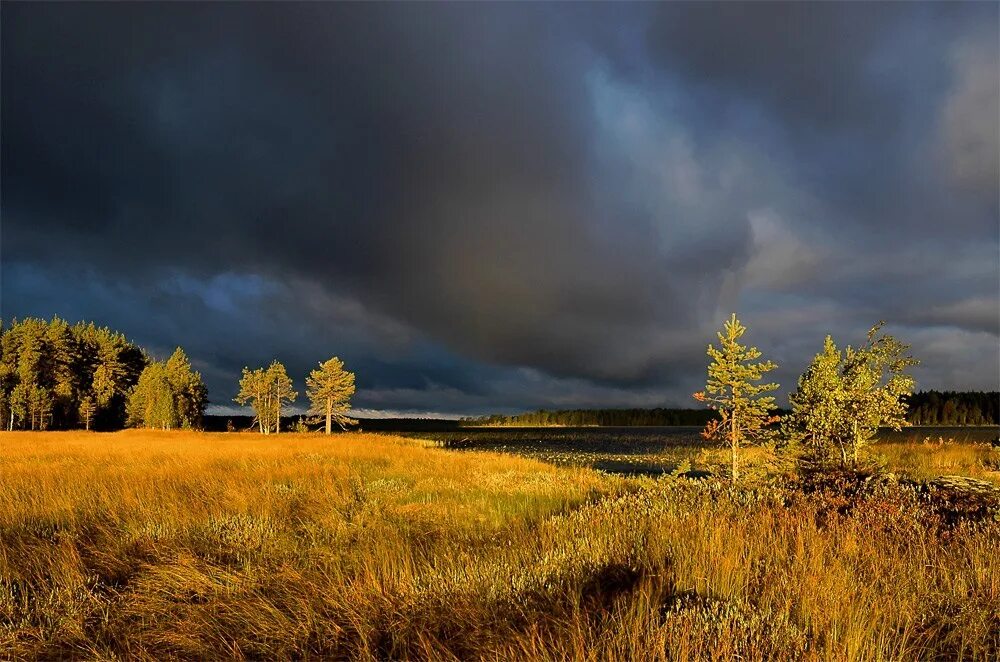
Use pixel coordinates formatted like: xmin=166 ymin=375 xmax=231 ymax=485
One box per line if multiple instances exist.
xmin=3 ymin=3 xmax=998 ymax=417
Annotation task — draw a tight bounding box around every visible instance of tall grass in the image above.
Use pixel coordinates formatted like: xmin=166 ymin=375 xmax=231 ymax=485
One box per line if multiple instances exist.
xmin=0 ymin=431 xmax=997 ymax=660
xmin=874 ymin=437 xmax=1000 ymax=483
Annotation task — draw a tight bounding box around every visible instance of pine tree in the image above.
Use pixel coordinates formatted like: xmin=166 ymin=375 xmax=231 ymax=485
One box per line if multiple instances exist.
xmin=693 ymin=314 xmax=779 ymax=482
xmin=164 ymin=348 xmax=208 ymax=429
xmin=46 ymin=316 xmax=78 ymax=425
xmin=0 ymin=318 xmax=169 ymax=430
xmin=306 ymin=357 xmax=357 ymax=434
xmin=78 ymin=394 xmax=96 ymax=431
xmin=29 ymin=385 xmax=53 ymax=430
xmin=0 ymin=361 xmax=14 ymax=432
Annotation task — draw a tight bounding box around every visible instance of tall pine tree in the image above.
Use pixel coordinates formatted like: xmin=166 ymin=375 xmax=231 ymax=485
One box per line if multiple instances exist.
xmin=694 ymin=314 xmax=779 ymax=482
xmin=306 ymin=357 xmax=357 ymax=434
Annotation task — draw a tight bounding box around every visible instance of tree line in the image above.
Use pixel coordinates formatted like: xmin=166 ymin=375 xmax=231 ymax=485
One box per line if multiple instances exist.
xmin=904 ymin=391 xmax=999 ymax=426
xmin=0 ymin=317 xmax=356 ymax=434
xmin=0 ymin=317 xmax=206 ymax=431
xmin=464 ymin=391 xmax=999 ymax=429
xmin=461 ymin=408 xmax=720 ymax=427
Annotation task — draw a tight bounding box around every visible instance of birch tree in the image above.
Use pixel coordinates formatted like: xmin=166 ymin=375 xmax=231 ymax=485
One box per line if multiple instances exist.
xmin=267 ymin=361 xmax=297 ymax=434
xmin=235 ymin=367 xmax=273 ymax=434
xmin=235 ymin=361 xmax=297 ymax=434
xmin=165 ymin=348 xmax=208 ymax=429
xmin=841 ymin=322 xmax=918 ymax=464
xmin=784 ymin=323 xmax=918 ymax=467
xmin=784 ymin=336 xmax=848 ymax=466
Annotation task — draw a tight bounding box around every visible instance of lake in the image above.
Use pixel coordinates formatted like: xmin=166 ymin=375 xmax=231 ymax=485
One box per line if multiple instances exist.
xmin=390 ymin=425 xmax=1000 ymax=475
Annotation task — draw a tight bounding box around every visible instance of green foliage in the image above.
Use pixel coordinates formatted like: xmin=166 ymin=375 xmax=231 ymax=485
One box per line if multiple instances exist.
xmin=841 ymin=322 xmax=918 ymax=462
xmin=0 ymin=317 xmax=148 ymax=429
xmin=293 ymin=416 xmax=311 ymax=433
xmin=164 ymin=348 xmax=208 ymax=429
xmin=127 ymin=352 xmax=207 ymax=430
xmin=306 ymin=356 xmax=357 ymax=434
xmin=694 ymin=314 xmax=779 ymax=482
xmin=785 ymin=322 xmax=918 ymax=467
xmin=128 ymin=362 xmax=178 ymax=429
xmin=784 ymin=336 xmax=849 ymax=466
xmin=235 ymin=367 xmax=272 ymax=434
xmin=235 ymin=361 xmax=297 ymax=434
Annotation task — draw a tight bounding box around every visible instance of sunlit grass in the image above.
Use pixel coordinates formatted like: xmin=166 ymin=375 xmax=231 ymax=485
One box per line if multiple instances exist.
xmin=0 ymin=430 xmax=997 ymax=660
xmin=873 ymin=438 xmax=1000 ymax=483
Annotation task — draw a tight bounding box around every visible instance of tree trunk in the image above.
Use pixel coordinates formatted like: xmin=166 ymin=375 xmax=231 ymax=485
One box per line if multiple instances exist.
xmin=730 ymin=413 xmax=739 ymax=483
xmin=275 ymin=390 xmax=281 ymax=434
xmin=326 ymin=397 xmax=332 ymax=435
xmin=851 ymin=420 xmax=858 ymax=466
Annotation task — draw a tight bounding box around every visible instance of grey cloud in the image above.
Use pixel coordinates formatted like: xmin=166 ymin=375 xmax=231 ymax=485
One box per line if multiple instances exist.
xmin=941 ymin=31 xmax=1000 ymax=196
xmin=907 ymin=297 xmax=1000 ymax=337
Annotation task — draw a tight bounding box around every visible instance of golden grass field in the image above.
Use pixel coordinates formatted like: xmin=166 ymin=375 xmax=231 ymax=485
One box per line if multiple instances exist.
xmin=1 ymin=430 xmax=998 ymax=660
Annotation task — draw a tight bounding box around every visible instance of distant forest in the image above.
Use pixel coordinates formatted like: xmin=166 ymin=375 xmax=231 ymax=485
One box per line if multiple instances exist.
xmin=905 ymin=391 xmax=999 ymax=426
xmin=461 ymin=408 xmax=719 ymax=427
xmin=463 ymin=392 xmax=1000 ymax=428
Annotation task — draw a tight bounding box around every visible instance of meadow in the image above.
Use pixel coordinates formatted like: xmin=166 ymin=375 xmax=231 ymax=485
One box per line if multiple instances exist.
xmin=1 ymin=430 xmax=998 ymax=660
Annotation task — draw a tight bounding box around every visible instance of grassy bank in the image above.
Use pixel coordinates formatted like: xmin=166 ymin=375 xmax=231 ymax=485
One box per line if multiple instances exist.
xmin=1 ymin=431 xmax=997 ymax=660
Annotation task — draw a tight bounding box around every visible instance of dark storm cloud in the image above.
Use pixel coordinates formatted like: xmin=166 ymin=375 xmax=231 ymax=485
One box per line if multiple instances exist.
xmin=3 ymin=2 xmax=998 ymax=414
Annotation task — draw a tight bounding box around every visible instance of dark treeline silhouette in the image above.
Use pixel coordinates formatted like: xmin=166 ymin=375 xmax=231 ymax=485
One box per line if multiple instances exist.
xmin=461 ymin=408 xmax=721 ymax=427
xmin=905 ymin=391 xmax=999 ymax=425
xmin=202 ymin=415 xmax=462 ymax=433
xmin=0 ymin=317 xmax=206 ymax=431
xmin=464 ymin=392 xmax=1000 ymax=429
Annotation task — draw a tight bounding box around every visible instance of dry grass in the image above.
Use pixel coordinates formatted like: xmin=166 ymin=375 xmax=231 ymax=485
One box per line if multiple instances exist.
xmin=872 ymin=438 xmax=1000 ymax=483
xmin=0 ymin=430 xmax=997 ymax=660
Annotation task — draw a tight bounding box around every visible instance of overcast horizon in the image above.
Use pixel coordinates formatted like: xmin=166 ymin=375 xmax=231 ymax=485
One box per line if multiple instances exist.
xmin=3 ymin=2 xmax=998 ymax=417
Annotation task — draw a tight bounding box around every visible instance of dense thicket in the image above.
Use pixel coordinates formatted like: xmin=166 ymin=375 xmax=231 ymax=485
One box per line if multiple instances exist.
xmin=905 ymin=391 xmax=999 ymax=425
xmin=127 ymin=348 xmax=208 ymax=430
xmin=0 ymin=317 xmax=206 ymax=430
